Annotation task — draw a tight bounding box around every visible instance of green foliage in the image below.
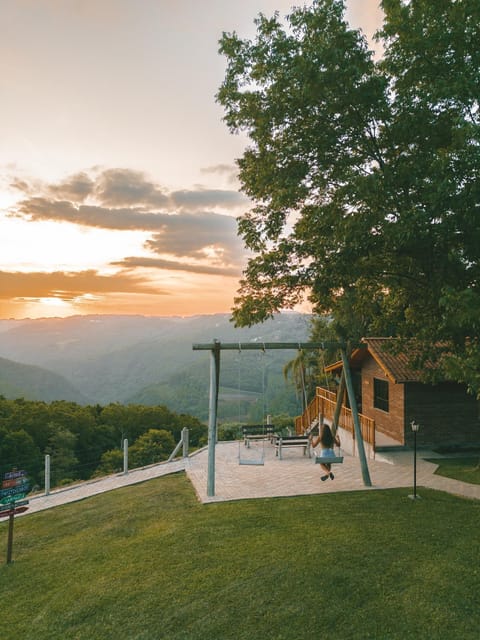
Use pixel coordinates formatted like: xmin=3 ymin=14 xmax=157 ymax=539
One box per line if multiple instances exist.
xmin=45 ymin=426 xmax=79 ymax=485
xmin=128 ymin=428 xmax=175 ymax=467
xmin=218 ymin=414 xmax=295 ymax=440
xmin=0 ymin=428 xmax=42 ymax=482
xmin=217 ymin=422 xmax=242 ymax=441
xmin=217 ymin=0 xmax=480 ymax=394
xmin=282 ymin=316 xmax=344 ymax=410
xmin=267 ymin=413 xmax=295 ymax=434
xmin=282 ymin=346 xmax=327 ymax=411
xmin=1 ymin=477 xmax=479 ymax=639
xmin=0 ymin=396 xmax=206 ymax=489
xmin=96 ymin=448 xmax=124 ymax=475
xmin=129 ymin=363 xmax=210 ymax=420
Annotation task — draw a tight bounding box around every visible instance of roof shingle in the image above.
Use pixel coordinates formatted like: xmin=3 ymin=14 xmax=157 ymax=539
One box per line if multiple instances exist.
xmin=324 ymin=337 xmax=426 ymax=383
xmin=364 ymin=338 xmax=422 ymax=383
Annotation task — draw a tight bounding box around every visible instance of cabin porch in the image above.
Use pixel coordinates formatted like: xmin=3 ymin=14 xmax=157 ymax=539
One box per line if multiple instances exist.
xmin=294 ymin=387 xmax=402 ymax=459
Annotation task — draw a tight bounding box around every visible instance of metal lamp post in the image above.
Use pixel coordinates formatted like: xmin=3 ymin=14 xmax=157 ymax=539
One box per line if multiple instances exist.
xmin=409 ymin=420 xmax=421 ymax=500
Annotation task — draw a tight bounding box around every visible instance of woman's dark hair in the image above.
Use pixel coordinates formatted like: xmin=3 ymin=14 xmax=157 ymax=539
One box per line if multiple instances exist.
xmin=320 ymin=424 xmax=334 ymax=448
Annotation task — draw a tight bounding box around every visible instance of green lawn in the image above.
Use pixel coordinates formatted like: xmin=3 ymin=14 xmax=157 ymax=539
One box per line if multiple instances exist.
xmin=428 ymin=457 xmax=480 ymax=485
xmin=1 ymin=473 xmax=479 ymax=640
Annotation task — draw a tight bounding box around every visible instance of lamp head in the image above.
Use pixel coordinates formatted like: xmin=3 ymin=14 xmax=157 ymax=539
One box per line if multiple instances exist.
xmin=410 ymin=420 xmax=420 ymax=432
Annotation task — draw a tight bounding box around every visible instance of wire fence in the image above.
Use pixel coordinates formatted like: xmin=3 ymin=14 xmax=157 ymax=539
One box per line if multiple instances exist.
xmin=1 ymin=428 xmax=190 ymax=497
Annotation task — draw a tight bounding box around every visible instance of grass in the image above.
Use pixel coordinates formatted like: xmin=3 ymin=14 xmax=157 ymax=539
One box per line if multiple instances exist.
xmin=1 ymin=473 xmax=479 ymax=640
xmin=427 ymin=457 xmax=480 ymax=485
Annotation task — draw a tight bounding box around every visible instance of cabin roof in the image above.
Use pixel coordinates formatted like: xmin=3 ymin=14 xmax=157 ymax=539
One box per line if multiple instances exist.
xmin=325 ymin=337 xmax=424 ymax=384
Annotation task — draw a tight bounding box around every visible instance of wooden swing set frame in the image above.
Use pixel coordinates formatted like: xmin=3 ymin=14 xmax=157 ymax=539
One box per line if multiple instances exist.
xmin=192 ymin=340 xmax=372 ymax=497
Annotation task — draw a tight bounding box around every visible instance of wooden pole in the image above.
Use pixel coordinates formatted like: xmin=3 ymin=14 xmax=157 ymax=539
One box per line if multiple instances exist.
xmin=6 ymin=507 xmax=15 ymax=564
xmin=413 ymin=428 xmax=417 ymax=498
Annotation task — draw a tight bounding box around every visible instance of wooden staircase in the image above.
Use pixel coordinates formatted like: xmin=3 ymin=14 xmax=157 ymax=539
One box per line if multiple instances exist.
xmin=295 ymin=387 xmax=376 ymax=450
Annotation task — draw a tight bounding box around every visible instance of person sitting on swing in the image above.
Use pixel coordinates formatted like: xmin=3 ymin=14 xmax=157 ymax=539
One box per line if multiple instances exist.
xmin=310 ymin=423 xmax=340 ymax=481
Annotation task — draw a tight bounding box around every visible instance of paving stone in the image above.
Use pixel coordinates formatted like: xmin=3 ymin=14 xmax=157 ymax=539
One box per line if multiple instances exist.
xmin=7 ymin=441 xmax=478 ymax=520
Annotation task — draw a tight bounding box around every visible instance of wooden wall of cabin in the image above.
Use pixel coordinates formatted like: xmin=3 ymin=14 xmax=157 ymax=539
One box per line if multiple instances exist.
xmin=404 ymin=382 xmax=480 ymax=448
xmin=360 ymin=356 xmax=405 ymax=444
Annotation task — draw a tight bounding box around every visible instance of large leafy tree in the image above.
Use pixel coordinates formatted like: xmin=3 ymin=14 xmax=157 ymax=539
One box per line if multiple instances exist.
xmin=217 ymin=0 xmax=480 ymax=393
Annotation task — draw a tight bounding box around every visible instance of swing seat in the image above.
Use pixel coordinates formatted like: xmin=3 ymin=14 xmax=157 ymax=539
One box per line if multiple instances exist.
xmin=239 ymin=459 xmax=264 ymax=466
xmin=239 ymin=426 xmax=269 ymax=466
xmin=314 ymin=453 xmax=344 ymax=464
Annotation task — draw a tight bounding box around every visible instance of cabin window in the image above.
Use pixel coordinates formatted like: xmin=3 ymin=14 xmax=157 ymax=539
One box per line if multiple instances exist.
xmin=373 ymin=378 xmax=389 ymax=412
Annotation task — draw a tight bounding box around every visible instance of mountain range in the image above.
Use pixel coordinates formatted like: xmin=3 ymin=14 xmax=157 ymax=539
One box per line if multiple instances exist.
xmin=0 ymin=313 xmax=312 ymax=420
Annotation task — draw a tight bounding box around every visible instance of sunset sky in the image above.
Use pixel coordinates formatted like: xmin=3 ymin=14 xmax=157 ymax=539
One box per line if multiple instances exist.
xmin=0 ymin=0 xmax=383 ymax=320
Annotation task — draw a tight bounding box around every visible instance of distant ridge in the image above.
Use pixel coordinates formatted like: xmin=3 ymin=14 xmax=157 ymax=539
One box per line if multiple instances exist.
xmin=0 ymin=356 xmax=90 ymax=404
xmin=0 ymin=313 xmax=312 ymax=415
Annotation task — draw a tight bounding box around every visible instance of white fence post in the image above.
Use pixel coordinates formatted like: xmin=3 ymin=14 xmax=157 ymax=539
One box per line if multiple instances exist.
xmin=182 ymin=427 xmax=189 ymax=458
xmin=123 ymin=438 xmax=128 ymax=475
xmin=168 ymin=428 xmax=189 ymax=462
xmin=45 ymin=454 xmax=51 ymax=496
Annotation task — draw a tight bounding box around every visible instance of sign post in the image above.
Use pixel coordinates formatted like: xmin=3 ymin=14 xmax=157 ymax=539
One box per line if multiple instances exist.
xmin=0 ymin=469 xmax=30 ymax=564
xmin=6 ymin=507 xmax=15 ymax=564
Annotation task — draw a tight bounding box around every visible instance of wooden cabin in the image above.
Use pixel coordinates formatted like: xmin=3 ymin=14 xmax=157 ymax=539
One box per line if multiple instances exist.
xmin=324 ymin=338 xmax=480 ymax=450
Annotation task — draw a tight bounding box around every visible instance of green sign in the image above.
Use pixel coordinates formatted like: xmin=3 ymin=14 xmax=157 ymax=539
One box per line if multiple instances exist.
xmin=0 ymin=493 xmax=28 ymax=505
xmin=0 ymin=486 xmax=29 ymax=500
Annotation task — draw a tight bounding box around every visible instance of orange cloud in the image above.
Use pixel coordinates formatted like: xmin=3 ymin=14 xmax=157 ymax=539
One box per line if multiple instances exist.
xmin=0 ymin=269 xmax=164 ymax=300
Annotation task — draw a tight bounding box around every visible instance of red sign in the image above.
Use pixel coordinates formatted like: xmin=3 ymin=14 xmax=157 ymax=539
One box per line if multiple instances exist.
xmin=0 ymin=505 xmax=29 ymax=518
xmin=2 ymin=478 xmax=21 ymax=489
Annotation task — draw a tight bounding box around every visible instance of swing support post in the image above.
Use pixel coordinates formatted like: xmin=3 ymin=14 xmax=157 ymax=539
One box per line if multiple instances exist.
xmin=207 ymin=340 xmax=221 ymax=497
xmin=341 ymin=348 xmax=372 ymax=487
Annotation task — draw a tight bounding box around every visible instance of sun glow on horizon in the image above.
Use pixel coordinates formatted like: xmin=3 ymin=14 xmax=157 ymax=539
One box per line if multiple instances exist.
xmin=38 ymin=297 xmax=70 ymax=307
xmin=9 ymin=297 xmax=75 ymax=320
xmin=0 ymin=215 xmax=151 ymax=272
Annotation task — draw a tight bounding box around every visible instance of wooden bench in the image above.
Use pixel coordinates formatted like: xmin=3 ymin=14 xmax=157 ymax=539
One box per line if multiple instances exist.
xmin=275 ymin=435 xmax=310 ymax=460
xmin=242 ymin=425 xmax=275 ymax=448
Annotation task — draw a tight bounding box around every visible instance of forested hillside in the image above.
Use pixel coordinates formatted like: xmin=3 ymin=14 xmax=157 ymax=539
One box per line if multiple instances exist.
xmin=0 ymin=313 xmax=311 ymax=419
xmin=0 ymin=356 xmax=89 ymax=403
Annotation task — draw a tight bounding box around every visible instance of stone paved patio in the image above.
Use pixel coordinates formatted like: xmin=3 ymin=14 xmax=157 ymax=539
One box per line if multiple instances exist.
xmin=186 ymin=440 xmax=480 ymax=502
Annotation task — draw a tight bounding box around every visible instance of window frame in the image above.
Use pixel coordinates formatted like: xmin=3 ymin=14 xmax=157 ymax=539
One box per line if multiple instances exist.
xmin=373 ymin=377 xmax=389 ymax=412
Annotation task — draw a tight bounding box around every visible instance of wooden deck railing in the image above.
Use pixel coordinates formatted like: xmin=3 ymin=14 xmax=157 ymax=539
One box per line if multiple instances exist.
xmin=295 ymin=387 xmax=375 ymax=448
